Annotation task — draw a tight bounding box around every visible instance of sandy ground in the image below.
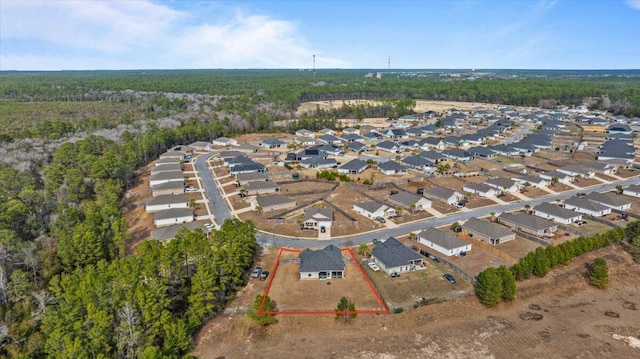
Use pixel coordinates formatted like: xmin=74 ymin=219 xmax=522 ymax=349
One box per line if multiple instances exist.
xmin=192 ymin=245 xmax=640 ymax=359
xmin=296 ymin=100 xmax=502 ymax=117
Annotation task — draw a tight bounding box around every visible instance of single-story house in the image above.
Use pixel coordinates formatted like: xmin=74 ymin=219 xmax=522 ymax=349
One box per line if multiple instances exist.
xmin=468 ymin=146 xmax=497 ymax=159
xmin=418 ymin=137 xmax=445 ymax=151
xmin=212 ymin=137 xmax=238 ymax=147
xmin=318 ymin=128 xmax=336 ymax=136
xmin=582 ymin=192 xmax=632 ymax=211
xmin=189 ymin=141 xmax=213 ymax=151
xmin=383 ymin=128 xmax=409 ymax=139
xmin=235 ymin=144 xmax=261 ymax=153
xmin=302 ymin=208 xmax=333 ymax=232
xmin=376 ymin=141 xmax=400 ymax=153
xmin=623 ymin=185 xmax=640 ymax=198
xmin=151 ymin=181 xmax=185 ymax=196
xmin=250 ymin=194 xmax=296 ymax=212
xmin=497 ymin=212 xmax=558 ymax=237
xmin=229 ymin=162 xmax=267 ymax=175
xmin=371 ymin=237 xmax=424 ymax=276
xmin=155 ymin=157 xmax=182 ymax=167
xmin=533 ymin=202 xmax=583 ymax=224
xmin=338 ymin=159 xmax=368 ymax=175
xmin=260 ymin=138 xmax=287 ymax=148
xmin=347 ymin=141 xmax=369 ymax=153
xmin=442 ymin=149 xmax=472 ymax=162
xmin=557 ymin=165 xmax=595 ymax=178
xmin=539 ymin=171 xmax=574 ymax=184
xmin=353 ymin=201 xmax=396 ymax=219
xmin=342 ymin=127 xmax=360 ymax=135
xmin=295 ymin=129 xmax=315 ymax=138
xmin=511 ymin=175 xmax=550 ymax=188
xmin=154 ymin=208 xmax=194 ymax=227
xmin=236 ymin=171 xmax=269 ymax=186
xmin=300 ymin=157 xmax=338 ymax=169
xmin=484 ymin=178 xmax=521 ymax=193
xmin=388 ymin=192 xmax=432 ymax=211
xmin=418 ymin=227 xmax=472 ymax=257
xmin=299 ymin=245 xmax=345 ymax=279
xmin=377 ymin=160 xmax=407 ymax=175
xmin=462 ymin=217 xmax=515 ymax=245
xmin=424 ymin=187 xmax=464 ymax=205
xmin=149 ymin=170 xmax=185 ymax=187
xmin=401 ymin=155 xmax=435 ymax=172
xmin=563 ymin=197 xmax=612 ymax=217
xmin=159 ymin=151 xmax=187 ymax=160
xmin=150 ymin=163 xmax=182 ymax=175
xmin=225 ymin=154 xmax=254 ymax=167
xmin=463 ymin=183 xmax=497 ymax=198
xmin=339 ymin=133 xmax=364 ymax=143
xmin=318 ymin=134 xmax=343 ymax=145
xmin=145 ymin=194 xmax=190 ymax=213
xmin=581 ymin=162 xmax=617 ymax=175
xmin=243 ymin=181 xmax=280 ymax=195
xmin=150 ymin=222 xmax=202 ymax=243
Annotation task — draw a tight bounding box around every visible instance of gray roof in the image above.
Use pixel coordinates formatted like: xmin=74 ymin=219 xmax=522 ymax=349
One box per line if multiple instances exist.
xmin=377 ymin=160 xmax=407 ymax=172
xmin=261 ymin=138 xmax=286 ymax=146
xmin=255 ymin=194 xmax=295 ymax=208
xmin=425 ymin=187 xmax=460 ymax=200
xmin=236 ymin=172 xmax=269 ymax=181
xmin=540 ymin=170 xmax=573 ymax=180
xmin=146 ymin=194 xmax=190 ymax=207
xmin=498 ymin=212 xmax=556 ymax=231
xmin=534 ymin=202 xmax=581 ymax=220
xmin=563 ymin=197 xmax=610 ymax=212
xmin=154 ymin=208 xmax=194 ymax=221
xmin=402 ymin=155 xmax=433 ymax=168
xmin=463 ymin=183 xmax=495 ymax=193
xmin=220 ymin=150 xmax=245 ymax=159
xmin=557 ymin=165 xmax=593 ymax=175
xmin=418 ymin=227 xmax=470 ymax=250
xmin=151 ymin=223 xmax=202 ymax=242
xmin=462 ymin=217 xmax=514 ymax=240
xmin=227 ymin=155 xmax=255 ymax=166
xmin=151 ymin=181 xmax=184 ymax=191
xmin=339 ymin=159 xmax=368 ymax=171
xmin=485 ymin=177 xmax=517 ymax=189
xmin=303 ymin=208 xmax=333 ymax=222
xmin=244 ymin=181 xmax=280 ymax=191
xmin=229 ymin=163 xmax=266 ymax=174
xmin=355 ymin=200 xmax=387 ymax=213
xmin=389 ymin=192 xmax=426 ymax=206
xmin=513 ymin=175 xmax=548 ymax=184
xmin=300 ymin=245 xmax=344 ymax=272
xmin=625 ymin=184 xmax=640 ymax=193
xmin=376 ymin=141 xmax=398 ymax=150
xmin=371 ymin=237 xmax=422 ymax=268
xmin=155 ymin=157 xmax=182 ymax=166
xmin=150 ymin=171 xmax=184 ymax=182
xmin=151 ymin=163 xmax=182 ymax=174
xmin=582 ymin=192 xmax=631 ymax=208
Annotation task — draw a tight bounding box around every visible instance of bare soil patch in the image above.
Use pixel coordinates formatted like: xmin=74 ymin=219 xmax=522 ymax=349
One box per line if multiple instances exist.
xmin=465 ymin=195 xmax=498 ymax=209
xmin=519 ymin=186 xmax=549 ymax=198
xmin=497 ymin=237 xmax=543 ymax=260
xmin=573 ymin=177 xmax=604 ymax=188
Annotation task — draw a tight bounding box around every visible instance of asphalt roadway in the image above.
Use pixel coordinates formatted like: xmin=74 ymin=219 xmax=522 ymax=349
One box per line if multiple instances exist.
xmin=194 ymin=152 xmax=639 ymax=249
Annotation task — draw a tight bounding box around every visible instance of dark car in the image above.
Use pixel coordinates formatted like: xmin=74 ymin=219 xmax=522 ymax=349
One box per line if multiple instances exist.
xmin=251 ymin=267 xmax=262 ymax=278
xmin=416 ymin=188 xmax=425 ymax=195
xmin=390 ymin=272 xmax=400 ymax=278
xmin=260 ymin=271 xmax=270 ymax=281
xmin=444 ymin=273 xmax=456 ymax=284
xmin=375 ymin=216 xmax=386 ymax=223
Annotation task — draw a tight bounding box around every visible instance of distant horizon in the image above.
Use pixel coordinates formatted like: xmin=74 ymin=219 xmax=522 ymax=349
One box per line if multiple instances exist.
xmin=2 ymin=1 xmax=639 ymax=71
xmin=2 ymin=68 xmax=640 ymax=73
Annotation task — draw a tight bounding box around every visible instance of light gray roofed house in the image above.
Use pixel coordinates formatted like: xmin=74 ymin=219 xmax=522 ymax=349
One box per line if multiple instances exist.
xmin=377 ymin=160 xmax=407 ymax=173
xmin=512 ymin=175 xmax=549 ymax=186
xmin=563 ymin=197 xmax=610 ymax=213
xmin=388 ymin=192 xmax=431 ymax=208
xmin=402 ymin=155 xmax=434 ymax=170
xmin=260 ymin=138 xmax=286 ymax=148
xmin=533 ymin=202 xmax=582 ymax=221
xmin=146 ymin=194 xmax=190 ymax=207
xmin=582 ymin=192 xmax=631 ymax=210
xmin=300 ymin=245 xmax=344 ymax=272
xmin=557 ymin=165 xmax=594 ymax=177
xmin=159 ymin=151 xmax=186 ymax=159
xmin=424 ymin=187 xmax=462 ymax=202
xmin=150 ymin=171 xmax=184 ymax=183
xmin=442 ymin=148 xmax=472 ymax=161
xmin=318 ymin=134 xmax=342 ymax=144
xmin=497 ymin=212 xmax=557 ymax=232
xmin=236 ymin=171 xmax=269 ymax=182
xmin=254 ymin=194 xmax=295 ymax=208
xmin=189 ymin=141 xmax=212 ymax=150
xmin=154 ymin=208 xmax=194 ymax=221
xmin=338 ymin=159 xmax=368 ymax=173
xmin=356 ymin=200 xmax=388 ymax=214
xmin=150 ymin=223 xmax=203 ymax=243
xmin=376 ymin=141 xmax=399 ymax=151
xmin=462 ymin=217 xmax=515 ymax=244
xmin=235 ymin=144 xmax=261 ymax=153
xmin=151 ymin=181 xmax=184 ymax=192
xmin=418 ymin=227 xmax=470 ymax=250
xmin=151 ymin=163 xmax=182 ymax=174
xmin=485 ymin=178 xmax=518 ymax=190
xmin=463 ymin=183 xmax=496 ymax=195
xmin=220 ymin=151 xmax=246 ymax=160
xmin=244 ymin=181 xmax=280 ymax=192
xmin=155 ymin=157 xmax=182 ymax=166
xmin=371 ymin=237 xmax=423 ymax=268
xmin=468 ymin=146 xmax=496 ymax=158
xmin=417 ymin=150 xmax=446 ymax=162
xmin=303 ymin=208 xmax=333 ymax=222
xmin=300 ymin=157 xmax=338 ymax=168
xmin=539 ymin=170 xmax=573 ymax=182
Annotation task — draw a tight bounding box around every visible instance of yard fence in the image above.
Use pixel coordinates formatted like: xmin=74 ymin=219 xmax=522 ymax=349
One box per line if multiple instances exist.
xmin=613 ymin=208 xmax=640 ymax=221
xmin=359 ymin=259 xmax=388 ymax=307
xmin=583 ymin=215 xmax=620 ymax=229
xmin=461 ymin=234 xmax=518 ymax=265
xmin=514 ymin=230 xmax=552 ymax=247
xmin=558 ymin=223 xmax=588 ymax=237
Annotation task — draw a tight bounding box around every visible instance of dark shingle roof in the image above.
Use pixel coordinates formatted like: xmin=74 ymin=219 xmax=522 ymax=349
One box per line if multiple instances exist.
xmin=300 ymin=245 xmax=344 ymax=272
xmin=462 ymin=217 xmax=514 ymax=239
xmin=371 ymin=237 xmax=422 ymax=268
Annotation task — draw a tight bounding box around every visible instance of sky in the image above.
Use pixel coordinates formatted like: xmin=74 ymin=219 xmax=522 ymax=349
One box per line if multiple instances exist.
xmin=1 ymin=0 xmax=639 ymax=71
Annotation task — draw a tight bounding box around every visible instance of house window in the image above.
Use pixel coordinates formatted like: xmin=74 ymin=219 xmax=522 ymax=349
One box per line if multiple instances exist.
xmin=308 ymin=274 xmax=311 ymax=277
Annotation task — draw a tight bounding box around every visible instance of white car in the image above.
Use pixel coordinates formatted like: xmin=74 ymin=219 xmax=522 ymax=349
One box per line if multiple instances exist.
xmin=367 ymin=262 xmax=380 ymax=272
xmin=185 ymin=186 xmax=199 ymax=192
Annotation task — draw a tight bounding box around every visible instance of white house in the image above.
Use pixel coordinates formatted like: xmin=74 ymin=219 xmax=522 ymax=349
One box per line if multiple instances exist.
xmin=302 ymin=208 xmax=333 ymax=233
xmin=353 ymin=201 xmax=396 ymax=219
xmin=511 ymin=175 xmax=550 ymax=188
xmin=424 ymin=187 xmax=464 ymax=205
xmin=388 ymin=192 xmax=432 ymax=211
xmin=557 ymin=165 xmax=595 ymax=178
xmin=583 ymin=192 xmax=631 ymax=211
xmin=153 ymin=208 xmax=194 ymax=227
xmin=299 ymin=245 xmax=344 ymax=280
xmin=533 ymin=202 xmax=583 ymax=224
xmin=145 ymin=194 xmax=190 ymax=213
xmin=462 ymin=217 xmax=515 ymax=245
xmin=563 ymin=197 xmax=612 ymax=217
xmin=539 ymin=171 xmax=574 ymax=184
xmin=418 ymin=227 xmax=472 ymax=257
xmin=211 ymin=137 xmax=238 ymax=147
xmin=371 ymin=237 xmax=424 ymax=276
xmin=377 ymin=161 xmax=407 ymax=175
xmin=623 ymin=185 xmax=640 ymax=198
xmin=463 ymin=183 xmax=497 ymax=198
xmin=484 ymin=178 xmax=521 ymax=193
xmin=149 ymin=171 xmax=185 ymax=187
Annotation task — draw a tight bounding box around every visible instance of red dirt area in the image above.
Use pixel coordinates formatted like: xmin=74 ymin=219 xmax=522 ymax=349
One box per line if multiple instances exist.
xmin=192 ymin=246 xmax=640 ymax=359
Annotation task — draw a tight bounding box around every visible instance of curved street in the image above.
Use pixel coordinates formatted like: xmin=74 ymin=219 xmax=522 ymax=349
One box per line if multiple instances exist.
xmin=195 ymin=152 xmax=639 ymax=249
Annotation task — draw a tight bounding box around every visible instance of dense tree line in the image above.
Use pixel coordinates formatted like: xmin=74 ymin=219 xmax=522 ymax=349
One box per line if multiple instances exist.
xmin=475 ymin=224 xmax=632 ymax=307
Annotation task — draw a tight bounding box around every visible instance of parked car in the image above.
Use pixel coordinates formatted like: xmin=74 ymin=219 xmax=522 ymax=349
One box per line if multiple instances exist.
xmin=260 ymin=271 xmax=270 ymax=281
xmin=251 ymin=267 xmax=262 ymax=278
xmin=372 ymin=238 xmax=382 ymax=245
xmin=390 ymin=272 xmax=400 ymax=278
xmin=444 ymin=273 xmax=456 ymax=284
xmin=185 ymin=186 xmax=198 ymax=192
xmin=375 ymin=216 xmax=386 ymax=223
xmin=453 ymin=202 xmax=465 ymax=208
xmin=367 ymin=262 xmax=380 ymax=272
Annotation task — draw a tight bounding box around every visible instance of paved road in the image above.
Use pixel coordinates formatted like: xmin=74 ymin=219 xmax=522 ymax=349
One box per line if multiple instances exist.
xmin=503 ymin=123 xmax=532 ymax=145
xmin=194 ymin=152 xmax=233 ymax=224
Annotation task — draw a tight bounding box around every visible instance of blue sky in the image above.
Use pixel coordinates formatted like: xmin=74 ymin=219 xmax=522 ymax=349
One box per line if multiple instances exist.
xmin=1 ymin=0 xmax=639 ymax=70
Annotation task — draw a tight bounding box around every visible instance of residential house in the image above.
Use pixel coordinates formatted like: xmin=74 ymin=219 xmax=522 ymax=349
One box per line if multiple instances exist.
xmin=581 ymin=162 xmax=617 ymax=175
xmin=563 ymin=197 xmax=612 ymax=217
xmin=623 ymin=185 xmax=640 ymax=198
xmin=300 ymin=157 xmax=338 ymax=169
xmin=463 ymin=183 xmax=497 ymax=198
xmin=318 ymin=128 xmax=337 ymax=136
xmin=468 ymin=146 xmax=497 ymax=159
xmin=539 ymin=171 xmax=574 ymax=184
xmin=362 ymin=131 xmax=383 ymax=141
xmin=497 ymin=212 xmax=558 ymax=237
xmin=153 ymin=208 xmax=194 ymax=227
xmin=533 ymin=202 xmax=583 ymax=224
xmin=339 ymin=133 xmax=364 ymax=143
xmin=484 ymin=178 xmax=521 ymax=193
xmin=462 ymin=217 xmax=515 ymax=245
xmin=338 ymin=159 xmax=368 ymax=175
xmin=145 ymin=194 xmax=190 ymax=213
xmin=235 ymin=144 xmax=261 ymax=153
xmin=150 ymin=222 xmax=202 ymax=243
xmin=149 ymin=171 xmax=184 ymax=187
xmin=377 ymin=160 xmax=407 ymax=175
xmin=557 ymin=165 xmax=595 ymax=178
xmin=159 ymin=151 xmax=187 ymax=160
xmin=353 ymin=201 xmax=396 ymax=219
xmin=250 ymin=194 xmax=296 ymax=212
xmin=260 ymin=138 xmax=287 ymax=148
xmin=299 ymin=245 xmax=345 ymax=279
xmin=418 ymin=137 xmax=445 ymax=151
xmin=405 ymin=127 xmax=425 ymax=137
xmin=384 ymin=128 xmax=409 ymax=139
xmin=371 ymin=237 xmax=424 ymax=276
xmin=243 ymin=181 xmax=280 ymax=196
xmin=417 ymin=150 xmax=447 ymax=163
xmin=189 ymin=141 xmax=213 ymax=151
xmin=388 ymin=192 xmax=432 ymax=211
xmin=442 ymin=148 xmax=472 ymax=162
xmin=401 ymin=155 xmax=435 ymax=172
xmin=229 ymin=162 xmax=267 ymax=175
xmin=302 ymin=208 xmax=333 ymax=233
xmin=582 ymin=192 xmax=631 ymax=211
xmin=511 ymin=175 xmax=550 ymax=188
xmin=151 ymin=181 xmax=184 ymax=197
xmin=318 ymin=134 xmax=343 ymax=145
xmin=211 ymin=137 xmax=238 ymax=147
xmin=342 ymin=127 xmax=360 ymax=135
xmin=155 ymin=157 xmax=182 ymax=167
xmin=376 ymin=141 xmax=400 ymax=153
xmin=236 ymin=172 xmax=269 ymax=186
xmin=424 ymin=187 xmax=464 ymax=205
xmin=418 ymin=227 xmax=472 ymax=257
xmin=607 ymin=123 xmax=632 ymax=135
xmin=347 ymin=141 xmax=369 ymax=153
xmin=295 ymin=129 xmax=315 ymax=138
xmin=150 ymin=163 xmax=182 ymax=175
xmin=225 ymin=155 xmax=254 ymax=167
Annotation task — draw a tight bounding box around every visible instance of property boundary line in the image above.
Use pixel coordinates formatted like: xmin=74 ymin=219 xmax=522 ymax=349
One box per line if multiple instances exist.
xmin=258 ymin=247 xmax=389 ymax=315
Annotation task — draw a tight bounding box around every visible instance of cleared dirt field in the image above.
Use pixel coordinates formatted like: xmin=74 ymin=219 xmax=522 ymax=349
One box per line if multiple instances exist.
xmin=617 ymin=168 xmax=639 ymax=178
xmin=431 ymin=201 xmax=459 ymax=214
xmin=266 ymin=250 xmax=385 ymax=312
xmin=520 ymin=186 xmax=550 ymax=198
xmin=573 ymin=177 xmax=605 ymax=188
xmin=392 ymin=210 xmax=433 ymax=224
xmin=465 ymin=195 xmax=498 ymax=209
xmin=192 ymin=246 xmax=640 ymax=359
xmin=279 ymin=180 xmax=335 ymax=195
xmin=497 ymin=236 xmax=543 ymax=259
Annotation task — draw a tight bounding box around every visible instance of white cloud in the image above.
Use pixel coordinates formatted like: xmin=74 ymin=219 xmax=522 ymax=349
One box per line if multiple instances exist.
xmin=0 ymin=1 xmax=347 ymax=70
xmin=625 ymin=0 xmax=640 ymax=9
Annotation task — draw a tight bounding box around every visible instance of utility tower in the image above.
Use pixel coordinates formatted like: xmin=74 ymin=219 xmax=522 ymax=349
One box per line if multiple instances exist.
xmin=313 ymin=54 xmax=316 ymax=82
xmin=388 ymin=57 xmax=391 ymax=72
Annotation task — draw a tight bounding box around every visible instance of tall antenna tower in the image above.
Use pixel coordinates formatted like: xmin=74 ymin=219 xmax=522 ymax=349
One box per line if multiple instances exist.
xmin=313 ymin=54 xmax=316 ymax=82
xmin=388 ymin=57 xmax=391 ymax=72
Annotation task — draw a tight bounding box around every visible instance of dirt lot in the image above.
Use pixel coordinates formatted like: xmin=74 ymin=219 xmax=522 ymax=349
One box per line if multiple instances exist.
xmin=192 ymin=246 xmax=640 ymax=359
xmin=469 ymin=158 xmax=503 ymax=171
xmin=266 ymin=250 xmax=384 ymax=311
xmin=465 ymin=195 xmax=498 ymax=209
xmin=520 ymin=186 xmax=550 ymax=198
xmin=617 ymin=168 xmax=638 ymax=178
xmin=497 ymin=236 xmax=543 ymax=259
xmin=573 ymin=177 xmax=605 ymax=188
